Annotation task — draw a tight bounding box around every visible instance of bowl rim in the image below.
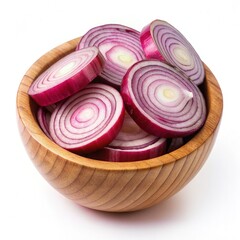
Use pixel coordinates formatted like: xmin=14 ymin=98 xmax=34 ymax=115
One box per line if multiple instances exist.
xmin=16 ymin=37 xmax=223 ymax=171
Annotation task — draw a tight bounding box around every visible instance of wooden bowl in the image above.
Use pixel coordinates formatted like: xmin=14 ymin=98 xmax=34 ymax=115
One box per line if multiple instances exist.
xmin=16 ymin=37 xmax=223 ymax=212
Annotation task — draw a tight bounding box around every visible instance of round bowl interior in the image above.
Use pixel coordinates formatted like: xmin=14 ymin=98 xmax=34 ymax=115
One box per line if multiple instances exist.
xmin=16 ymin=37 xmax=223 ymax=212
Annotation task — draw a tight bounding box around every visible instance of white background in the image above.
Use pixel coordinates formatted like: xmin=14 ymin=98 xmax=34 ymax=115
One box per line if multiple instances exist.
xmin=1 ymin=0 xmax=239 ymax=239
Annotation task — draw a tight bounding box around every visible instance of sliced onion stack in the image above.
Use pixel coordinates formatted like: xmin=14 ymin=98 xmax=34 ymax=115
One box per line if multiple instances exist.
xmin=28 ymin=47 xmax=105 ymax=106
xmin=77 ymin=24 xmax=145 ymax=88
xmin=121 ymin=60 xmax=207 ymax=138
xmin=28 ymin=19 xmax=208 ymax=162
xmin=49 ymin=83 xmax=125 ymax=154
xmin=140 ymin=19 xmax=205 ymax=85
xmin=87 ymin=112 xmax=167 ymax=162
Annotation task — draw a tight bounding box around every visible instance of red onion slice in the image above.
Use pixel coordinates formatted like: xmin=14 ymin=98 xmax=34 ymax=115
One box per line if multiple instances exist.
xmin=86 ymin=112 xmax=167 ymax=162
xmin=28 ymin=47 xmax=105 ymax=106
xmin=37 ymin=107 xmax=52 ymax=139
xmin=87 ymin=138 xmax=166 ymax=162
xmin=49 ymin=83 xmax=125 ymax=154
xmin=77 ymin=24 xmax=145 ymax=88
xmin=121 ymin=60 xmax=207 ymax=138
xmin=140 ymin=19 xmax=205 ymax=85
xmin=109 ymin=112 xmax=160 ymax=150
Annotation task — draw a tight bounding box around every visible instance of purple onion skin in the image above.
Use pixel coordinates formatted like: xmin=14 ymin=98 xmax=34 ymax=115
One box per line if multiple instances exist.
xmin=140 ymin=24 xmax=166 ymax=62
xmin=121 ymin=60 xmax=207 ymax=138
xmin=29 ymin=48 xmax=105 ymax=106
xmin=87 ymin=139 xmax=167 ymax=162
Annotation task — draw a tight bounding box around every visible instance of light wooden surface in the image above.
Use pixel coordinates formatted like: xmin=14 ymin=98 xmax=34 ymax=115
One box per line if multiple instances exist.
xmin=16 ymin=38 xmax=223 ymax=212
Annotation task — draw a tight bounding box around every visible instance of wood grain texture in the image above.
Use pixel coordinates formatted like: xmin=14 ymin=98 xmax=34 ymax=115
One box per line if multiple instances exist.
xmin=16 ymin=37 xmax=223 ymax=212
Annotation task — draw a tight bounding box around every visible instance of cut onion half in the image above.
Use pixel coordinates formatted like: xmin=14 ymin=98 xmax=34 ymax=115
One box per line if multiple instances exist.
xmin=28 ymin=47 xmax=105 ymax=106
xmin=77 ymin=24 xmax=145 ymax=88
xmin=87 ymin=112 xmax=167 ymax=162
xmin=49 ymin=83 xmax=125 ymax=154
xmin=121 ymin=60 xmax=207 ymax=138
xmin=140 ymin=19 xmax=205 ymax=85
